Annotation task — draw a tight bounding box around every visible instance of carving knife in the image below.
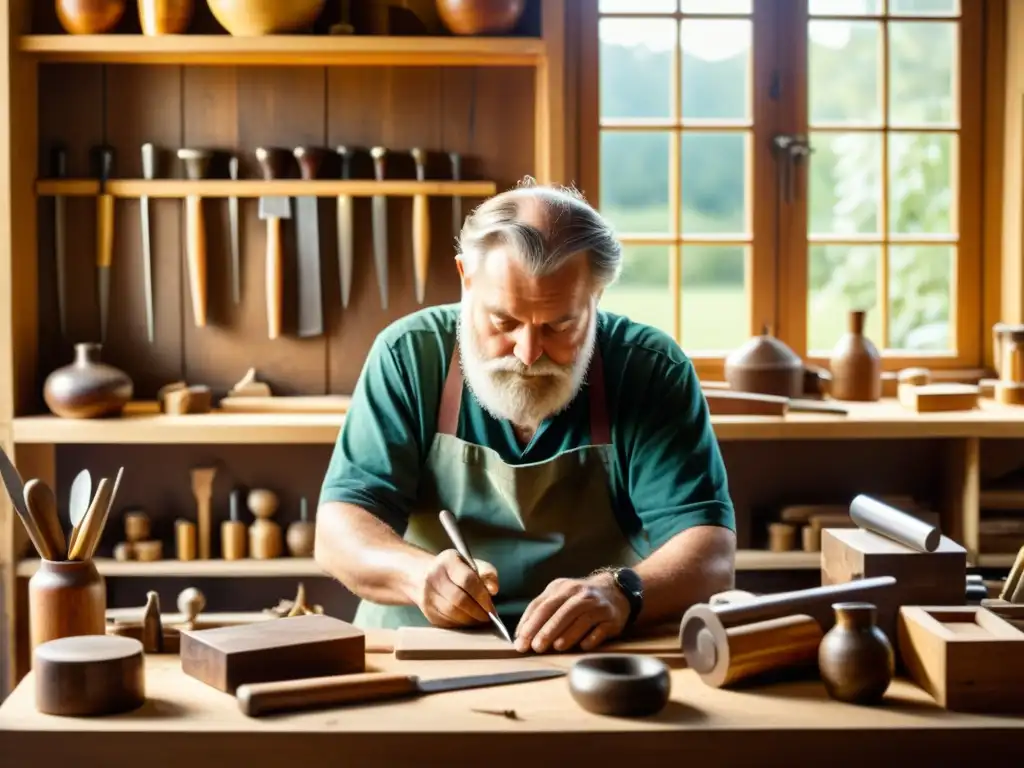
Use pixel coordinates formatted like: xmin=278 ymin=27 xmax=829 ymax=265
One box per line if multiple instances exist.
xmin=228 ymin=155 xmax=241 ymax=305
xmin=335 ymin=145 xmax=354 ymax=310
xmin=370 ymin=146 xmax=389 ymax=310
xmin=237 ymin=668 xmax=565 ymax=717
xmin=51 ymin=144 xmax=68 ymax=338
xmin=92 ymin=145 xmax=115 ymax=343
xmin=439 ymin=509 xmax=514 ymax=644
xmin=140 ymin=143 xmax=156 ymax=343
xmin=294 ymin=146 xmax=328 ymax=338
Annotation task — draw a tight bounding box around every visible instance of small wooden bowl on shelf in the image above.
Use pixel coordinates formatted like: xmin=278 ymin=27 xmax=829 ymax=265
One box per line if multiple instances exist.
xmin=207 ymin=0 xmax=325 ymax=36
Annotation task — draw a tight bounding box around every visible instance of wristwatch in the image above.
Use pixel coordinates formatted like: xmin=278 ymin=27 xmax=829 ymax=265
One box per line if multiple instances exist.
xmin=595 ymin=566 xmax=644 ymax=628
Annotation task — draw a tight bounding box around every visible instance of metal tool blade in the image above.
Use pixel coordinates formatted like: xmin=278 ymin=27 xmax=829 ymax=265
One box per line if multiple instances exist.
xmin=417 ymin=668 xmax=565 ymax=696
xmin=140 ymin=143 xmax=157 ymax=343
xmin=98 ymin=266 xmax=111 ymax=343
xmin=55 ymin=195 xmax=67 ymax=337
xmin=449 ymin=151 xmax=462 ymax=244
xmin=371 ymin=195 xmax=388 ymax=310
xmin=337 ymin=195 xmax=354 ymax=310
xmin=295 ymin=194 xmax=323 ymax=337
xmin=68 ymin=469 xmax=92 ymax=530
xmin=258 ymin=196 xmax=291 ymax=220
xmin=228 ymin=156 xmax=241 ymax=305
xmin=0 ymin=446 xmax=30 ymax=524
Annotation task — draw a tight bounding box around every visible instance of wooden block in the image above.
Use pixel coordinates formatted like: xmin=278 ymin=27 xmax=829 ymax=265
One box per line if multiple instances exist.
xmin=394 ymin=626 xmax=680 ymax=661
xmin=898 ymin=605 xmax=1024 ymax=713
xmin=703 ymin=391 xmax=788 ymax=416
xmin=898 ymin=383 xmax=980 ymax=412
xmin=180 ymin=614 xmax=365 ymax=693
xmin=34 ymin=635 xmax=145 ymax=716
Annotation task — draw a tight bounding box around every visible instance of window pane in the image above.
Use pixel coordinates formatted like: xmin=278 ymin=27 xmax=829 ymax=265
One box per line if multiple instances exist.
xmin=681 ymin=245 xmax=748 ymax=351
xmin=889 ymin=22 xmax=957 ymax=126
xmin=681 ymin=132 xmax=748 ymax=235
xmin=889 ymin=245 xmax=953 ymax=350
xmin=600 ymin=19 xmax=675 ymax=119
xmin=810 ymin=0 xmax=883 ymax=16
xmin=808 ymin=244 xmax=881 ymax=351
xmin=681 ymin=0 xmax=751 ymax=13
xmin=809 ymin=132 xmax=882 ymax=235
xmin=602 ymin=245 xmax=673 ymax=337
xmin=888 ymin=0 xmax=959 ymax=16
xmin=809 ymin=21 xmax=882 ymax=125
xmin=601 ymin=0 xmax=678 ymax=11
xmin=600 ymin=131 xmax=671 ymax=233
xmin=681 ymin=19 xmax=751 ymax=121
xmin=684 ymin=246 xmax=749 ymax=352
xmin=889 ymin=133 xmax=955 ymax=235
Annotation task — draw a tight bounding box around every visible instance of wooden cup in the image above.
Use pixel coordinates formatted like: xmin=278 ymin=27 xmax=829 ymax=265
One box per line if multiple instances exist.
xmin=28 ymin=559 xmax=106 ymax=656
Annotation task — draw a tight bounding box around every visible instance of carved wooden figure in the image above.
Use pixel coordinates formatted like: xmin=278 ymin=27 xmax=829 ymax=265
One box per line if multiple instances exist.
xmin=248 ymin=488 xmax=282 ymax=559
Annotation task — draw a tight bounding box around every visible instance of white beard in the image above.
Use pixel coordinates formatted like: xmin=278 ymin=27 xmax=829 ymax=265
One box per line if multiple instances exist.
xmin=457 ymin=300 xmax=597 ymax=431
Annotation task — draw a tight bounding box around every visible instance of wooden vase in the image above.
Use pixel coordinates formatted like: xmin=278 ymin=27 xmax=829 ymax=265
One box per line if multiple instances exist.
xmin=43 ymin=343 xmax=133 ymax=419
xmin=818 ymin=602 xmax=894 ymax=705
xmin=435 ymin=0 xmax=525 ymax=35
xmin=56 ymin=0 xmax=127 ymax=34
xmin=829 ymin=310 xmax=882 ymax=401
xmin=29 ymin=559 xmax=107 ymax=654
xmin=138 ymin=0 xmax=193 ymax=34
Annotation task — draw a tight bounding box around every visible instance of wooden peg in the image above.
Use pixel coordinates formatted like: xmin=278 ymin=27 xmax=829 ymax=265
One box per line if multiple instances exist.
xmin=142 ymin=591 xmax=163 ymax=654
xmin=190 ymin=466 xmax=216 ymax=559
xmin=176 ymin=519 xmax=197 ymax=561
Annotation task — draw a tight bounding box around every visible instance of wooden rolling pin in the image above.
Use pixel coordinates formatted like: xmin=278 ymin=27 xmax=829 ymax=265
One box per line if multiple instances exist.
xmin=849 ymin=494 xmax=940 ymax=553
xmin=686 ymin=613 xmax=823 ymax=688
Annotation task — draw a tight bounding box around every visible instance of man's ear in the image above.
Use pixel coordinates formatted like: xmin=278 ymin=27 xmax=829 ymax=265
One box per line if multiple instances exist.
xmin=455 ymin=256 xmax=471 ymax=290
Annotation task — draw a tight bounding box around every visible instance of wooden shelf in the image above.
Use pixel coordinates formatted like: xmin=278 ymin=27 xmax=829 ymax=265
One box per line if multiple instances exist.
xmin=17 ymin=550 xmax=819 ymax=578
xmin=35 ymin=179 xmax=498 ymax=199
xmin=19 ymin=35 xmax=547 ymax=67
xmin=976 ymin=554 xmax=1021 ymax=568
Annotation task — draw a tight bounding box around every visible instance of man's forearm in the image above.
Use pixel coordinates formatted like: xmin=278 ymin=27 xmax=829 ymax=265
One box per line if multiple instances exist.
xmin=628 ymin=524 xmax=736 ymax=626
xmin=314 ymin=501 xmax=433 ymax=606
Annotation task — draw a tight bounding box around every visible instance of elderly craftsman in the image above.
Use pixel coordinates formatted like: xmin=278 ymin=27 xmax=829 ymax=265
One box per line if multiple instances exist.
xmin=315 ymin=181 xmax=736 ymax=654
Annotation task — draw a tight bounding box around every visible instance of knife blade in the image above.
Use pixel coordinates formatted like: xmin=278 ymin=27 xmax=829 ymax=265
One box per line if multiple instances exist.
xmin=236 ymin=667 xmax=565 ymax=718
xmin=370 ymin=146 xmax=389 ymax=310
xmin=0 ymin=446 xmax=54 ymax=560
xmin=439 ymin=508 xmax=514 ymax=644
xmin=449 ymin=151 xmax=461 ymax=244
xmin=336 ymin=145 xmax=354 ymax=310
xmin=51 ymin=144 xmax=68 ymax=338
xmin=294 ymin=146 xmax=327 ymax=338
xmin=92 ymin=145 xmax=116 ymax=343
xmin=228 ymin=155 xmax=241 ymax=305
xmin=140 ymin=142 xmax=156 ymax=343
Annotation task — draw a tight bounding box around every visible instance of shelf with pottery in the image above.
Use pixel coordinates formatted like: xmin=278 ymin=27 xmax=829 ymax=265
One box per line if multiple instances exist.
xmin=35 ymin=179 xmax=499 ymax=198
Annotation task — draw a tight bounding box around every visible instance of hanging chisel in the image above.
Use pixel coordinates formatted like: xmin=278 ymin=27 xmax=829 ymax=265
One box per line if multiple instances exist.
xmin=293 ymin=146 xmax=328 ymax=337
xmin=92 ymin=145 xmax=115 ymax=343
xmin=51 ymin=144 xmax=68 ymax=339
xmin=449 ymin=151 xmax=461 ymax=244
xmin=178 ymin=148 xmax=213 ymax=328
xmin=255 ymin=147 xmax=292 ymax=340
xmin=140 ymin=142 xmax=157 ymax=343
xmin=335 ymin=145 xmax=354 ymax=310
xmin=410 ymin=147 xmax=430 ymax=305
xmin=370 ymin=146 xmax=389 ymax=310
xmin=228 ymin=154 xmax=241 ymax=305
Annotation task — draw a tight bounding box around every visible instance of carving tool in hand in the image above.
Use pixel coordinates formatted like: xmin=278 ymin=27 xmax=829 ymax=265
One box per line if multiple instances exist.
xmin=449 ymin=151 xmax=461 ymax=244
xmin=140 ymin=142 xmax=158 ymax=343
xmin=410 ymin=147 xmax=430 ymax=304
xmin=92 ymin=144 xmax=115 ymax=343
xmin=255 ymin=147 xmax=293 ymax=339
xmin=178 ymin=148 xmax=213 ymax=327
xmin=438 ymin=508 xmax=513 ymax=644
xmin=0 ymin=446 xmax=60 ymax=560
xmin=294 ymin=146 xmax=329 ymax=337
xmin=335 ymin=145 xmax=354 ymax=310
xmin=370 ymin=146 xmax=389 ymax=310
xmin=228 ymin=154 xmax=241 ymax=305
xmin=236 ymin=667 xmax=565 ymax=717
xmin=51 ymin=144 xmax=68 ymax=338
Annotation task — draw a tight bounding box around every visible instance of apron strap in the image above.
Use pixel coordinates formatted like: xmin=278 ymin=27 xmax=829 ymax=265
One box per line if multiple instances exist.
xmin=436 ymin=342 xmax=610 ymax=445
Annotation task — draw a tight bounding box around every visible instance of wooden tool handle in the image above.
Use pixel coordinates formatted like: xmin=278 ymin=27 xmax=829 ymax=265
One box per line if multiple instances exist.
xmin=69 ymin=478 xmax=112 ymax=561
xmin=96 ymin=194 xmax=114 ymax=268
xmin=185 ymin=195 xmax=207 ymax=327
xmin=412 ymin=194 xmax=430 ymax=304
xmin=16 ymin=484 xmax=58 ymax=561
xmin=24 ymin=479 xmax=65 ymax=561
xmin=266 ymin=217 xmax=282 ymax=339
xmin=236 ymin=672 xmax=419 ymax=717
xmin=849 ymin=494 xmax=940 ymax=553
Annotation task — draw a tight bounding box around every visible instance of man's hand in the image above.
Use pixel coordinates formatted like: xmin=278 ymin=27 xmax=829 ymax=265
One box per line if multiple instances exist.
xmin=514 ymin=573 xmax=629 ymax=654
xmin=414 ymin=549 xmax=500 ymax=628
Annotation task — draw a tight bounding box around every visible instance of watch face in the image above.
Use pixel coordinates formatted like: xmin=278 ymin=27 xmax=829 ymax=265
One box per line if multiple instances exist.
xmin=616 ymin=567 xmax=643 ymax=597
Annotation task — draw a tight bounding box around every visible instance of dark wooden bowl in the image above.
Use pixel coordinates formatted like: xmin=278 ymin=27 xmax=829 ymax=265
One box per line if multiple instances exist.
xmin=568 ymin=654 xmax=671 ymax=717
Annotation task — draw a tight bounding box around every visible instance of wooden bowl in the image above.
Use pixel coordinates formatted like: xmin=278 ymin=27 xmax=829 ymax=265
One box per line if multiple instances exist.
xmin=56 ymin=0 xmax=127 ymax=34
xmin=568 ymin=654 xmax=671 ymax=717
xmin=436 ymin=0 xmax=526 ymax=36
xmin=207 ymin=0 xmax=325 ymax=36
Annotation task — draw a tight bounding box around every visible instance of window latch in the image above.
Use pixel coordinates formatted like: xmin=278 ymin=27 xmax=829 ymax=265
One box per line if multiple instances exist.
xmin=772 ymin=134 xmax=813 ymax=204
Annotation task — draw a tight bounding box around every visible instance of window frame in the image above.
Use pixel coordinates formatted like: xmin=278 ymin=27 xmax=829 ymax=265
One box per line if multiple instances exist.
xmin=576 ymin=0 xmax=997 ymax=381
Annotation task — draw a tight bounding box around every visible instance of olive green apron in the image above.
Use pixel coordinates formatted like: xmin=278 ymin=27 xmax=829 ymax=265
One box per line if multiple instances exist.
xmin=353 ymin=344 xmax=644 ymax=630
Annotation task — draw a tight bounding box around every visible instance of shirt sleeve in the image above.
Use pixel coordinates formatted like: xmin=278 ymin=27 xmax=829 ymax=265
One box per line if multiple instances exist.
xmin=622 ymin=353 xmax=735 ymax=551
xmin=318 ymin=335 xmax=424 ymax=533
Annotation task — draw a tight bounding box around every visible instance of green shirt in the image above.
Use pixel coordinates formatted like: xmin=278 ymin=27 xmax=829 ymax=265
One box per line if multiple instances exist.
xmin=319 ymin=303 xmax=735 ymax=554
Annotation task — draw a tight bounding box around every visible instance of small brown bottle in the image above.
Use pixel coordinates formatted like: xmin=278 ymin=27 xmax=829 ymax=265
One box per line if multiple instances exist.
xmin=286 ymin=497 xmax=316 ymax=558
xmin=221 ymin=488 xmax=247 ymax=561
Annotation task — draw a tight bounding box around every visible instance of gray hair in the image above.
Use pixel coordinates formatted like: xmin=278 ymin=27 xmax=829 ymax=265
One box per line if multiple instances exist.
xmin=456 ymin=178 xmax=623 ymax=289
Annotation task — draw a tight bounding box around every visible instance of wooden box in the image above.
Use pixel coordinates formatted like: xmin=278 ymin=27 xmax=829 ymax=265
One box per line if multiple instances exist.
xmin=898 ymin=606 xmax=1024 ymax=713
xmin=180 ymin=614 xmax=365 ymax=693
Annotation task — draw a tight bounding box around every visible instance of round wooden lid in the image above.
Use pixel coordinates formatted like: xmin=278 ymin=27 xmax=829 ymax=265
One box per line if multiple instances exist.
xmin=35 ymin=634 xmax=143 ymax=664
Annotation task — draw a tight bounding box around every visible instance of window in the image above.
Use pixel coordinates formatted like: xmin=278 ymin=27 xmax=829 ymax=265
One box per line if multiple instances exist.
xmin=582 ymin=0 xmax=987 ymax=375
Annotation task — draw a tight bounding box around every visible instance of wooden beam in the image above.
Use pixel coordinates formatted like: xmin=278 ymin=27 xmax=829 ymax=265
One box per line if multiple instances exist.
xmin=1001 ymin=0 xmax=1024 ymax=326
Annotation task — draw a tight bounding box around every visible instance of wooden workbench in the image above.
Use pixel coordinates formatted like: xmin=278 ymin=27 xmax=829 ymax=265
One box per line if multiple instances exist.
xmin=1 ymin=636 xmax=1022 ymax=766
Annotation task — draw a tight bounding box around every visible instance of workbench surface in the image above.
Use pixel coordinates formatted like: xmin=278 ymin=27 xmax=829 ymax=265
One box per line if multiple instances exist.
xmin=2 ymin=643 xmax=1022 ymax=766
